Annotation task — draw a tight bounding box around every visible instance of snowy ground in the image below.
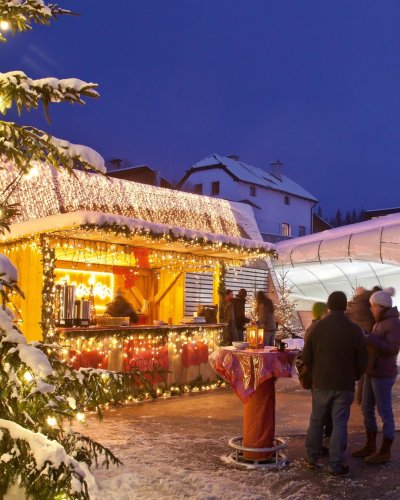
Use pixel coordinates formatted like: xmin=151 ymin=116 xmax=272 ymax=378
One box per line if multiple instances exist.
xmin=72 ymin=376 xmax=400 ymax=500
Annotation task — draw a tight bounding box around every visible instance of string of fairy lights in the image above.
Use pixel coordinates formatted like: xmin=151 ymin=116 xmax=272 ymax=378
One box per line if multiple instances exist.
xmin=1 ymin=161 xmax=253 ymax=238
xmin=59 ymin=325 xmax=224 ymax=370
xmin=0 ymin=220 xmax=273 ymax=396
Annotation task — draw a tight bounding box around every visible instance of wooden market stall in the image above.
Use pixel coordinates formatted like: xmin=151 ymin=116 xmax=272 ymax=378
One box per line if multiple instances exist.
xmin=0 ymin=161 xmax=275 ymax=385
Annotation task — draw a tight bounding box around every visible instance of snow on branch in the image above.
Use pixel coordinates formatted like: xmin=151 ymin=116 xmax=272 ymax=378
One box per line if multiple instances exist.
xmin=0 ymin=0 xmax=73 ymax=43
xmin=0 ymin=121 xmax=105 ymax=231
xmin=0 ymin=419 xmax=89 ymax=498
xmin=0 ymin=122 xmax=105 ymax=173
xmin=0 ymin=71 xmax=99 ymax=120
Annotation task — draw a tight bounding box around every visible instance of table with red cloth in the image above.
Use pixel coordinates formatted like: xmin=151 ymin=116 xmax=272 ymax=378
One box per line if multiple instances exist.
xmin=209 ymin=347 xmax=297 ymax=460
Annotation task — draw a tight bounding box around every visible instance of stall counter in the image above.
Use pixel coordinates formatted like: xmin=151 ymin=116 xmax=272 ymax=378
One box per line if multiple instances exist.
xmin=58 ymin=323 xmax=224 ymax=386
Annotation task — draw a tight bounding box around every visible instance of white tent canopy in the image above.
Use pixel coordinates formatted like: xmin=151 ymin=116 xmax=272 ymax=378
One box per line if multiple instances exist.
xmin=274 ymin=213 xmax=400 ymax=309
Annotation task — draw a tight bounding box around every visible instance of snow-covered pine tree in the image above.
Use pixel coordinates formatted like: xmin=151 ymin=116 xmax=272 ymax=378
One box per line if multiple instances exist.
xmin=0 ymin=255 xmax=151 ymax=498
xmin=0 ymin=3 xmax=144 ymax=497
xmin=274 ymin=270 xmax=304 ymax=340
xmin=0 ymin=1 xmax=104 ymax=233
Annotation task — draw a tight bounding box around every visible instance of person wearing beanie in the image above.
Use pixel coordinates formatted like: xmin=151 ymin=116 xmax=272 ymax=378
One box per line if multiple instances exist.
xmin=298 ymin=301 xmax=331 ymax=453
xmin=352 ymin=287 xmax=400 ymax=464
xmin=303 ymin=291 xmax=368 ymax=477
xmin=346 ymin=287 xmax=376 ymax=405
xmin=303 ymin=302 xmax=328 ymax=343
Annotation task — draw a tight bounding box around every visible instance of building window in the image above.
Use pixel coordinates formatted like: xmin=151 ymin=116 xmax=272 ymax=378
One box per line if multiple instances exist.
xmin=299 ymin=225 xmax=306 ymax=237
xmin=281 ymin=223 xmax=291 ymax=237
xmin=250 ymin=185 xmax=257 ymax=197
xmin=194 ymin=183 xmax=202 ymax=194
xmin=211 ymin=181 xmax=220 ymax=195
xmin=284 ymin=195 xmax=290 ymax=205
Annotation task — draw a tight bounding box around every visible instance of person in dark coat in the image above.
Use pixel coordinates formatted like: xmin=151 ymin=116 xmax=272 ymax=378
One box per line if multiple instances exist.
xmin=304 ymin=291 xmax=368 ymax=477
xmin=220 ymin=289 xmax=238 ymax=345
xmin=232 ymin=288 xmax=248 ymax=342
xmin=256 ymin=291 xmax=276 ymax=346
xmin=352 ymin=289 xmax=400 ymax=464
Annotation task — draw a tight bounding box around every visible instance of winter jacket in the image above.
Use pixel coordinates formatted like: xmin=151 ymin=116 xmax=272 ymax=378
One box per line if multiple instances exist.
xmin=256 ymin=301 xmax=276 ymax=332
xmin=304 ymin=319 xmax=318 ymax=343
xmin=346 ymin=291 xmax=375 ymax=333
xmin=303 ymin=310 xmax=368 ymax=392
xmin=232 ymin=296 xmax=247 ymax=331
xmin=366 ymin=306 xmax=400 ymax=378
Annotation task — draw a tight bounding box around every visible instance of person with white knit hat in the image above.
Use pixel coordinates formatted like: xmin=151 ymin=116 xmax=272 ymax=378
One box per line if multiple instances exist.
xmin=352 ymin=287 xmax=400 ymax=464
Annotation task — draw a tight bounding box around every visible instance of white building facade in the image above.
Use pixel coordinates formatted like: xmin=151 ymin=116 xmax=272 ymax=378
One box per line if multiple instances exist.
xmin=178 ymin=154 xmax=318 ymax=242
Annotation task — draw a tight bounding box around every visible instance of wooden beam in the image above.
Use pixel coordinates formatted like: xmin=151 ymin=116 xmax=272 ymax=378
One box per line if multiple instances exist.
xmin=129 ymin=286 xmax=145 ymax=306
xmin=153 ymin=272 xmax=182 ymax=304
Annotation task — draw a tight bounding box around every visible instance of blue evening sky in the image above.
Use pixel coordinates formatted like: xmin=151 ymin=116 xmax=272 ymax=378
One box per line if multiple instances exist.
xmin=2 ymin=0 xmax=400 ymax=217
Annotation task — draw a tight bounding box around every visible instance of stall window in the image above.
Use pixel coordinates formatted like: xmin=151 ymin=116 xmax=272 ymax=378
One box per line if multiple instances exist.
xmin=281 ymin=223 xmax=291 ymax=237
xmin=194 ymin=183 xmax=203 ymax=194
xmin=299 ymin=225 xmax=306 ymax=237
xmin=211 ymin=181 xmax=220 ymax=195
xmin=249 ymin=185 xmax=257 ymax=197
xmin=284 ymin=195 xmax=290 ymax=205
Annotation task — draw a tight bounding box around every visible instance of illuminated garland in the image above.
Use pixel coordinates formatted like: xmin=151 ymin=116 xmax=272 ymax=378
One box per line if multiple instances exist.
xmin=217 ymin=263 xmax=227 ymax=323
xmin=40 ymin=236 xmax=57 ymax=342
xmin=59 ymin=325 xmax=223 ymax=371
xmin=78 ymin=222 xmax=276 ymax=259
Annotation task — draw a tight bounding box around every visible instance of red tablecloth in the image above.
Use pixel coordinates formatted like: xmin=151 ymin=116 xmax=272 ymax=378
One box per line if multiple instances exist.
xmin=209 ymin=347 xmax=297 ymax=460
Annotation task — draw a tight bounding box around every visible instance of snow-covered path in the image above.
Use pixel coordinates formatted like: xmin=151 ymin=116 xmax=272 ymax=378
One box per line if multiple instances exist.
xmin=75 ymin=378 xmax=400 ymax=500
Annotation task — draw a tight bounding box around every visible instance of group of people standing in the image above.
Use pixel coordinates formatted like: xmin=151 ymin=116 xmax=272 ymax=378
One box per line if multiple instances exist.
xmin=221 ymin=288 xmax=276 ymax=346
xmin=302 ymin=286 xmax=400 ymax=477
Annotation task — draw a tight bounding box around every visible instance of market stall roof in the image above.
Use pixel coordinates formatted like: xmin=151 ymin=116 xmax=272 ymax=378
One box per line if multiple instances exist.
xmin=0 ymin=161 xmax=274 ymax=260
xmin=273 ymin=214 xmax=400 ymax=308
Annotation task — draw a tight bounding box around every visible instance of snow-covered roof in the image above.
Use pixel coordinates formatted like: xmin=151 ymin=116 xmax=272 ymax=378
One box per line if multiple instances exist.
xmin=185 ymin=154 xmax=317 ymax=202
xmin=0 ymin=161 xmax=274 ymax=257
xmin=272 ymin=213 xmax=400 ymax=308
xmin=1 ymin=211 xmax=274 ymax=259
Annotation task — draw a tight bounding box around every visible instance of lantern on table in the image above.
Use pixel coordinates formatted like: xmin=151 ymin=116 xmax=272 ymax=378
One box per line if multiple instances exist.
xmin=246 ymin=325 xmax=264 ymax=349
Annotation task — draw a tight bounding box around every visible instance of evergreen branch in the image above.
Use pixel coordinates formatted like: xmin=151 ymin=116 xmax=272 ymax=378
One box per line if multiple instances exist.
xmin=0 ymin=1 xmax=74 ymax=43
xmin=0 ymin=71 xmax=99 ymax=119
xmin=0 ymin=122 xmax=105 ymax=173
xmin=0 ymin=422 xmax=89 ymax=500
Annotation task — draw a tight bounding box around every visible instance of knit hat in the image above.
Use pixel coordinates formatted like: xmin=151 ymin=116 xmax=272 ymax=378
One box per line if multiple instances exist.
xmin=312 ymin=302 xmax=328 ymax=320
xmin=383 ymin=287 xmax=396 ymax=297
xmin=370 ymin=289 xmax=395 ymax=309
xmin=327 ymin=291 xmax=347 ymax=311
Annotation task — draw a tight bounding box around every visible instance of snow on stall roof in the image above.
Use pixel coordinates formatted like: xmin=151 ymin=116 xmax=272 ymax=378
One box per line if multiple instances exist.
xmin=0 ymin=211 xmax=274 ymax=253
xmin=191 ymin=154 xmax=318 ymax=201
xmin=0 ymin=160 xmax=269 ymax=247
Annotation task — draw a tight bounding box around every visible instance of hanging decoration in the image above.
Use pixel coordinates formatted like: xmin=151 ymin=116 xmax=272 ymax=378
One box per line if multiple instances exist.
xmin=112 ymin=265 xmax=138 ymax=289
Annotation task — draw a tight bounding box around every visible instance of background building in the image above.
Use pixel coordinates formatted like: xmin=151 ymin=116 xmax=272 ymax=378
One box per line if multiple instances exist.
xmin=178 ymin=154 xmax=317 ymax=242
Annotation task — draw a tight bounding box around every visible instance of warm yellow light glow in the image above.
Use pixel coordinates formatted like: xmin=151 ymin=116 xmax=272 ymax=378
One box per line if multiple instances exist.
xmin=24 ymin=164 xmax=39 ymax=180
xmin=47 ymin=416 xmax=57 ymax=427
xmin=56 ymin=269 xmax=114 ymax=300
xmin=0 ymin=20 xmax=10 ymax=30
xmin=76 ymin=412 xmax=85 ymax=422
xmin=23 ymin=371 xmax=33 ymax=382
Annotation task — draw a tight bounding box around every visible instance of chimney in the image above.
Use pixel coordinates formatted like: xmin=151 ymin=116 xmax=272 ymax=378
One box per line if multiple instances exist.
xmin=227 ymin=154 xmax=240 ymax=161
xmin=269 ymin=160 xmax=283 ymax=181
xmin=106 ymin=158 xmax=123 ymax=171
